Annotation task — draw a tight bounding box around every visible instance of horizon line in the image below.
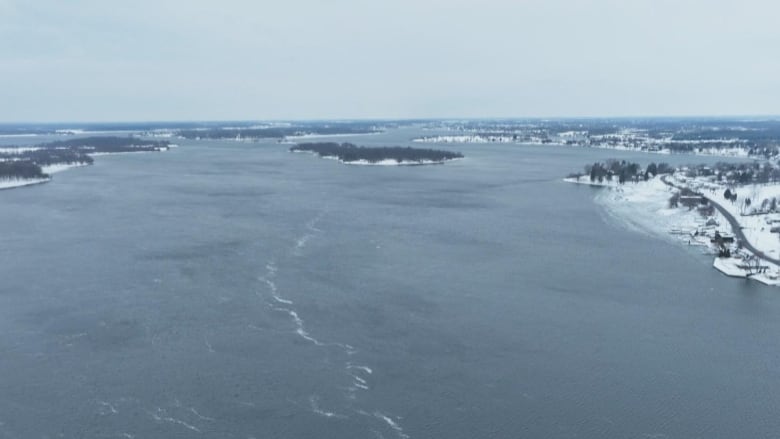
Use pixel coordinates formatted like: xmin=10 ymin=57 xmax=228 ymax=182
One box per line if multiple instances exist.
xmin=2 ymin=114 xmax=780 ymax=125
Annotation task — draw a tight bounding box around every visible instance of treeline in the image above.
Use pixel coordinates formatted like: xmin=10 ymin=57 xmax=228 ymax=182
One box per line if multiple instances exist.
xmin=181 ymin=128 xmax=295 ymax=139
xmin=717 ymin=187 xmax=780 ymax=216
xmin=179 ymin=126 xmax=380 ymax=140
xmin=0 ymin=136 xmax=167 ymax=181
xmin=291 ymin=142 xmax=463 ymax=163
xmin=672 ymin=124 xmax=780 ymax=143
xmin=16 ymin=149 xmax=94 ymax=166
xmin=434 ymin=119 xmax=780 ymax=158
xmin=660 ymin=141 xmax=779 ymax=158
xmin=685 ymin=162 xmax=780 ymax=185
xmin=0 ymin=161 xmax=48 ymax=180
xmin=572 ymin=160 xmax=673 ymax=183
xmin=43 ymin=136 xmax=170 ymax=152
xmin=0 ymin=149 xmax=93 ymax=181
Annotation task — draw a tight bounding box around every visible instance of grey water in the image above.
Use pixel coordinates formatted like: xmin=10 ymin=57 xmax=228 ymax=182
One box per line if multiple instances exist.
xmin=2 ymin=129 xmax=780 ymax=438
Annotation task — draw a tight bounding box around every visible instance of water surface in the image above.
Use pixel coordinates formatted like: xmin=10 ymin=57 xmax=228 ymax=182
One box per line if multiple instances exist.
xmin=1 ymin=131 xmax=777 ymax=438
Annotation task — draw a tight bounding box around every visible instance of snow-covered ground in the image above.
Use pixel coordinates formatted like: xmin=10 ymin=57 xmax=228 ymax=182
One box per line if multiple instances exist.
xmin=586 ymin=176 xmax=719 ymax=244
xmin=676 ymin=175 xmax=780 ymax=260
xmin=416 ymin=133 xmax=757 ymax=158
xmin=41 ymin=162 xmax=90 ymax=174
xmin=318 ymin=155 xmax=459 ymax=166
xmin=0 ymin=163 xmax=86 ymax=191
xmin=569 ymin=175 xmax=780 ymax=286
xmin=342 ymin=158 xmax=458 ymax=166
xmin=295 ymin=151 xmax=460 ymax=166
xmin=284 ymin=132 xmax=381 ymax=140
xmin=413 ymin=135 xmax=520 ymax=144
xmin=88 ymin=149 xmax=166 ymax=157
xmin=0 ymin=146 xmax=43 ymax=153
xmin=712 ymin=256 xmax=780 ymax=286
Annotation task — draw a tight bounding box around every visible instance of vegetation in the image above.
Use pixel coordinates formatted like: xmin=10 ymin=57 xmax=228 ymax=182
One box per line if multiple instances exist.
xmin=571 ymin=160 xmax=673 ymax=183
xmin=684 ymin=162 xmax=780 ymax=185
xmin=424 ymin=118 xmax=780 ymax=159
xmin=179 ymin=124 xmax=380 ymax=140
xmin=0 ymin=136 xmax=167 ymax=181
xmin=13 ymin=149 xmax=94 ymax=167
xmin=291 ymin=142 xmax=463 ymax=164
xmin=43 ymin=136 xmax=170 ymax=153
xmin=0 ymin=161 xmax=48 ymax=180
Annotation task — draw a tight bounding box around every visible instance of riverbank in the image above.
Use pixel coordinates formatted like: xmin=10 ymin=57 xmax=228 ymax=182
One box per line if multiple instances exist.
xmin=568 ymin=174 xmax=780 ymax=286
xmin=417 ymin=135 xmax=759 ymax=159
xmin=0 ymin=137 xmax=175 ymax=192
xmin=0 ymin=177 xmax=50 ymax=190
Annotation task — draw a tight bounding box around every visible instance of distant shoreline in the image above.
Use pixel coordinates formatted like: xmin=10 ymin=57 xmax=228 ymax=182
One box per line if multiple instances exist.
xmin=0 ymin=137 xmax=173 ymax=191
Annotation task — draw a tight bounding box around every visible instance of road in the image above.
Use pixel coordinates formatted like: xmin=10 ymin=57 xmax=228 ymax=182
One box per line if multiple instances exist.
xmin=661 ymin=175 xmax=780 ymax=266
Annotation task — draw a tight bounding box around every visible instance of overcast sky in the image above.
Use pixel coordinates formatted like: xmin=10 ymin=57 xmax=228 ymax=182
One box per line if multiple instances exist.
xmin=1 ymin=0 xmax=778 ymax=121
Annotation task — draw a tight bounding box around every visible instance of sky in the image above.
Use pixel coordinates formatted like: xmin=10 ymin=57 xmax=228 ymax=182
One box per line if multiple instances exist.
xmin=1 ymin=0 xmax=778 ymax=122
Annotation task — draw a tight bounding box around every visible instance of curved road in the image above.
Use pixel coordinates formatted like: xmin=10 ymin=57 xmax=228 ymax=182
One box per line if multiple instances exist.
xmin=661 ymin=175 xmax=780 ymax=266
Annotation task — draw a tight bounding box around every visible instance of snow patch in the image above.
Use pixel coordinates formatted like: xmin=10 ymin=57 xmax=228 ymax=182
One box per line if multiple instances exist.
xmin=41 ymin=162 xmax=90 ymax=174
xmin=0 ymin=177 xmax=49 ymax=190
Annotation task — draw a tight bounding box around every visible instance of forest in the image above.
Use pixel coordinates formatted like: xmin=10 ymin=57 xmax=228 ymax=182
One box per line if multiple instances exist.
xmin=0 ymin=136 xmax=168 ymax=180
xmin=42 ymin=136 xmax=171 ymax=153
xmin=0 ymin=161 xmax=49 ymax=180
xmin=291 ymin=142 xmax=463 ymax=164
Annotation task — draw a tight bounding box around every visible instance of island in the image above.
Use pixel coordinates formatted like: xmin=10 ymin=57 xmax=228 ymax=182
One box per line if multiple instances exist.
xmin=290 ymin=142 xmax=463 ymax=165
xmin=0 ymin=136 xmax=172 ymax=190
xmin=565 ymin=159 xmax=780 ymax=285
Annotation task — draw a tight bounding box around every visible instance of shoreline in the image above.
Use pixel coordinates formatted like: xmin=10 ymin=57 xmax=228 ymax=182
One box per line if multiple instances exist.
xmin=0 ymin=177 xmax=50 ymax=190
xmin=568 ymin=175 xmax=780 ymax=286
xmin=341 ymin=157 xmax=460 ymax=166
xmin=0 ymin=148 xmax=170 ymax=193
xmin=41 ymin=162 xmax=90 ymax=174
xmin=312 ymin=155 xmax=461 ymax=166
xmin=417 ymin=136 xmax=756 ymax=159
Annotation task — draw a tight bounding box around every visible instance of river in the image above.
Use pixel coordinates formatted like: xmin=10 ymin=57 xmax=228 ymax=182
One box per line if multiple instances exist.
xmin=0 ymin=129 xmax=777 ymax=438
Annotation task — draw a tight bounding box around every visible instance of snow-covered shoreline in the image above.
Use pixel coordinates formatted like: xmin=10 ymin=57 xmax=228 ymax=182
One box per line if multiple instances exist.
xmin=413 ymin=135 xmax=518 ymax=144
xmin=342 ymin=158 xmax=459 ymax=166
xmin=0 ymin=177 xmax=50 ymax=190
xmin=284 ymin=132 xmax=382 ymax=140
xmin=316 ymin=155 xmax=460 ymax=166
xmin=41 ymin=162 xmax=90 ymax=174
xmin=0 ymin=163 xmax=88 ymax=191
xmin=292 ymin=149 xmax=461 ymax=166
xmin=568 ymin=175 xmax=780 ymax=286
xmin=417 ymin=135 xmax=757 ymax=159
xmin=671 ymin=174 xmax=780 ymax=260
xmin=0 ymin=134 xmax=40 ymax=138
xmin=1 ymin=148 xmax=170 ymax=192
xmin=88 ymin=151 xmax=156 ymax=157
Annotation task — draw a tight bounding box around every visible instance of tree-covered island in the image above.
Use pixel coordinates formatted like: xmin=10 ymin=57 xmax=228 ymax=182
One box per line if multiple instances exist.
xmin=290 ymin=142 xmax=463 ymax=165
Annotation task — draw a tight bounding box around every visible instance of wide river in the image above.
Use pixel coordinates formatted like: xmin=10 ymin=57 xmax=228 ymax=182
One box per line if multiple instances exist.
xmin=1 ymin=128 xmax=779 ymax=438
